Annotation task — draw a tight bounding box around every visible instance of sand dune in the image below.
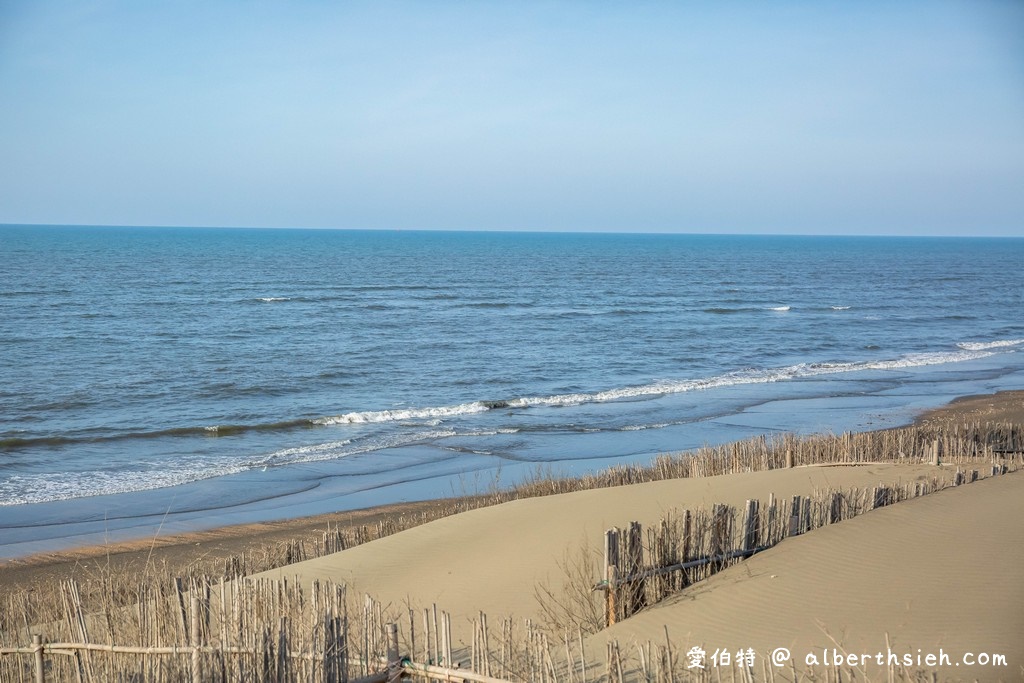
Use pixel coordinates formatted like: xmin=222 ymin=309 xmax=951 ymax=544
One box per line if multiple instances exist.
xmin=587 ymin=472 xmax=1024 ymax=680
xmin=257 ymin=463 xmax=951 ymax=635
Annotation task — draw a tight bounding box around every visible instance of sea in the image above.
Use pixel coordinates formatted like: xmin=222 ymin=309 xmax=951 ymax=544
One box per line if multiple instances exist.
xmin=2 ymin=226 xmax=1023 ymax=558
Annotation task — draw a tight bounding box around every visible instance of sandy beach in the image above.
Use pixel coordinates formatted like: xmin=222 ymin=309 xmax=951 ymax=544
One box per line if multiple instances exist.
xmin=3 ymin=391 xmax=1022 ymax=679
xmin=5 ymin=6 xmax=1022 ymax=680
xmin=247 ymin=392 xmax=1023 ymax=679
xmin=4 ymin=391 xmax=1020 ymax=591
xmin=589 ymin=470 xmax=1024 ymax=679
xmin=255 ymin=461 xmax=955 ymax=628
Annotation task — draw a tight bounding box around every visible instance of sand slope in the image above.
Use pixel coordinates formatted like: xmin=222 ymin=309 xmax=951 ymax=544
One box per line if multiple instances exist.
xmin=257 ymin=463 xmax=949 ymax=637
xmin=586 ymin=472 xmax=1024 ymax=681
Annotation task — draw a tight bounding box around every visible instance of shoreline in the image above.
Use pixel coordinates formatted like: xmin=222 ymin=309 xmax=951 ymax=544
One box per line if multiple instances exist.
xmin=2 ymin=389 xmax=1021 ymax=591
xmin=5 ymin=352 xmax=1022 ymax=561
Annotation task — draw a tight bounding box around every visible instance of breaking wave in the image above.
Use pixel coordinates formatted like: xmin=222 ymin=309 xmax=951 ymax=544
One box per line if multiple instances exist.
xmin=957 ymin=339 xmax=1024 ymax=351
xmin=313 ymin=344 xmax=1005 ymax=426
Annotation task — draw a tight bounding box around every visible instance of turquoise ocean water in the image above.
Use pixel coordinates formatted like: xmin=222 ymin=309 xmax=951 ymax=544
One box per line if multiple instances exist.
xmin=1 ymin=226 xmax=1022 ymax=556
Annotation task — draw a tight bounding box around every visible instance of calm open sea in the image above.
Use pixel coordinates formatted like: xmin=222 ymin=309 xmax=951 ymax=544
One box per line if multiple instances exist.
xmin=2 ymin=226 xmax=1023 ymax=556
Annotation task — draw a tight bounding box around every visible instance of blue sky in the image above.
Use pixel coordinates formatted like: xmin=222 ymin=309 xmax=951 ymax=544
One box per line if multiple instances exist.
xmin=1 ymin=1 xmax=1022 ymax=235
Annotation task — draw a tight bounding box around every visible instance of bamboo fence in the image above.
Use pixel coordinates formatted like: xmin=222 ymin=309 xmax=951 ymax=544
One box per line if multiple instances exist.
xmin=596 ymin=462 xmax=1018 ymax=626
xmin=2 ymin=422 xmax=1021 ymax=682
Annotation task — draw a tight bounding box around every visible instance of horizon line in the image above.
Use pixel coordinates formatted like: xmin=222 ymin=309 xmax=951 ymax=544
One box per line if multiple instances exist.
xmin=1 ymin=221 xmax=1021 ymax=240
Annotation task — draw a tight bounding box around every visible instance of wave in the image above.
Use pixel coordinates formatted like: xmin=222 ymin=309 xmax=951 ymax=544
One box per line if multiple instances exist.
xmin=313 ymin=344 xmax=1006 ymax=425
xmin=831 ymin=306 xmax=851 ymax=310
xmin=3 ymin=339 xmax=1015 ymax=504
xmin=258 ymin=297 xmax=290 ymax=302
xmin=0 ymin=419 xmax=315 ymax=451
xmin=5 ymin=339 xmax=1015 ymax=455
xmin=255 ymin=429 xmax=458 ymax=466
xmin=501 ymin=349 xmax=999 ymax=409
xmin=956 ymin=339 xmax=1024 ymax=351
xmin=315 ymin=402 xmax=491 ymax=425
xmin=621 ymin=423 xmax=672 ymax=431
xmin=703 ymin=307 xmax=757 ymax=314
xmin=455 ymin=302 xmax=533 ymax=310
xmin=0 ymin=428 xmax=464 ymax=505
xmin=0 ymin=456 xmax=255 ymax=507
xmin=705 ymin=305 xmax=793 ymax=314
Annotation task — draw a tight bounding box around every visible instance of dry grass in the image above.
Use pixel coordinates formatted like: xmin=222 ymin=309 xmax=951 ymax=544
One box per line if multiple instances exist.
xmin=2 ymin=422 xmax=1021 ymax=681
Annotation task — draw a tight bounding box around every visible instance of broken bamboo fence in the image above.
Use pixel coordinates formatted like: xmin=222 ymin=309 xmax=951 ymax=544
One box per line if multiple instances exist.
xmin=596 ymin=462 xmax=1018 ymax=626
xmin=0 ymin=582 xmax=524 ymax=683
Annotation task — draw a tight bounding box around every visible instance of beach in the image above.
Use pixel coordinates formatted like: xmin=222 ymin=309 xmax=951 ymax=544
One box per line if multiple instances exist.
xmin=3 ymin=391 xmax=1020 ymax=589
xmin=590 ymin=468 xmax=1024 ymax=679
xmin=3 ymin=391 xmax=1022 ymax=680
xmin=4 ymin=4 xmax=1022 ymax=680
xmin=4 ymin=229 xmax=1024 ymax=564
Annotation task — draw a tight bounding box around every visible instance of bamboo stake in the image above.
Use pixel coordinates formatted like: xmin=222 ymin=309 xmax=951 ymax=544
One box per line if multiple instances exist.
xmin=386 ymin=623 xmax=400 ymax=683
xmin=190 ymin=594 xmax=201 ymax=683
xmin=32 ymin=634 xmax=44 ymax=683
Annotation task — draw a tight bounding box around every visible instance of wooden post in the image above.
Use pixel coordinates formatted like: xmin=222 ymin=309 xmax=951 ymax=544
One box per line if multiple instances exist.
xmin=680 ymin=510 xmax=692 ymax=589
xmin=605 ymin=565 xmax=618 ymax=627
xmin=931 ymin=439 xmax=940 ymax=466
xmin=828 ymin=491 xmax=842 ymax=524
xmin=742 ymin=499 xmax=760 ymax=553
xmin=277 ymin=616 xmax=290 ymax=681
xmin=32 ymin=634 xmax=44 ymax=683
xmin=789 ymin=496 xmax=802 ymax=536
xmin=711 ymin=504 xmax=731 ymax=560
xmin=785 ymin=449 xmax=794 ymax=469
xmin=191 ymin=594 xmax=202 ymax=683
xmin=626 ymin=521 xmax=645 ymax=617
xmin=603 ymin=526 xmax=621 ymax=625
xmin=440 ymin=611 xmax=449 ymax=667
xmin=444 ymin=612 xmax=453 ymax=667
xmin=432 ymin=604 xmax=439 ymax=665
xmin=386 ymin=623 xmax=401 ymax=682
xmin=603 ymin=528 xmax=620 ymax=584
xmin=970 ymin=469 xmax=978 ymax=483
xmin=175 ymin=577 xmax=190 ymax=644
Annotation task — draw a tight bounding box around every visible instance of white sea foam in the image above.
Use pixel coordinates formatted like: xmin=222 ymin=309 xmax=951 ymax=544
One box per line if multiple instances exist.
xmin=258 ymin=297 xmax=290 ymax=302
xmin=956 ymin=339 xmax=1024 ymax=351
xmin=0 ymin=459 xmax=251 ymax=506
xmin=769 ymin=305 xmax=791 ymax=312
xmin=398 ymin=418 xmax=443 ymax=427
xmin=0 ymin=430 xmax=463 ymax=505
xmin=621 ymin=423 xmax=671 ymax=431
xmin=256 ymin=439 xmax=353 ymax=463
xmin=309 ymin=344 xmax=1005 ymax=430
xmin=4 ymin=340 xmax=1012 ymax=507
xmin=831 ymin=306 xmax=851 ymax=310
xmin=315 ymin=402 xmax=490 ymax=425
xmin=257 ymin=430 xmax=458 ymax=467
